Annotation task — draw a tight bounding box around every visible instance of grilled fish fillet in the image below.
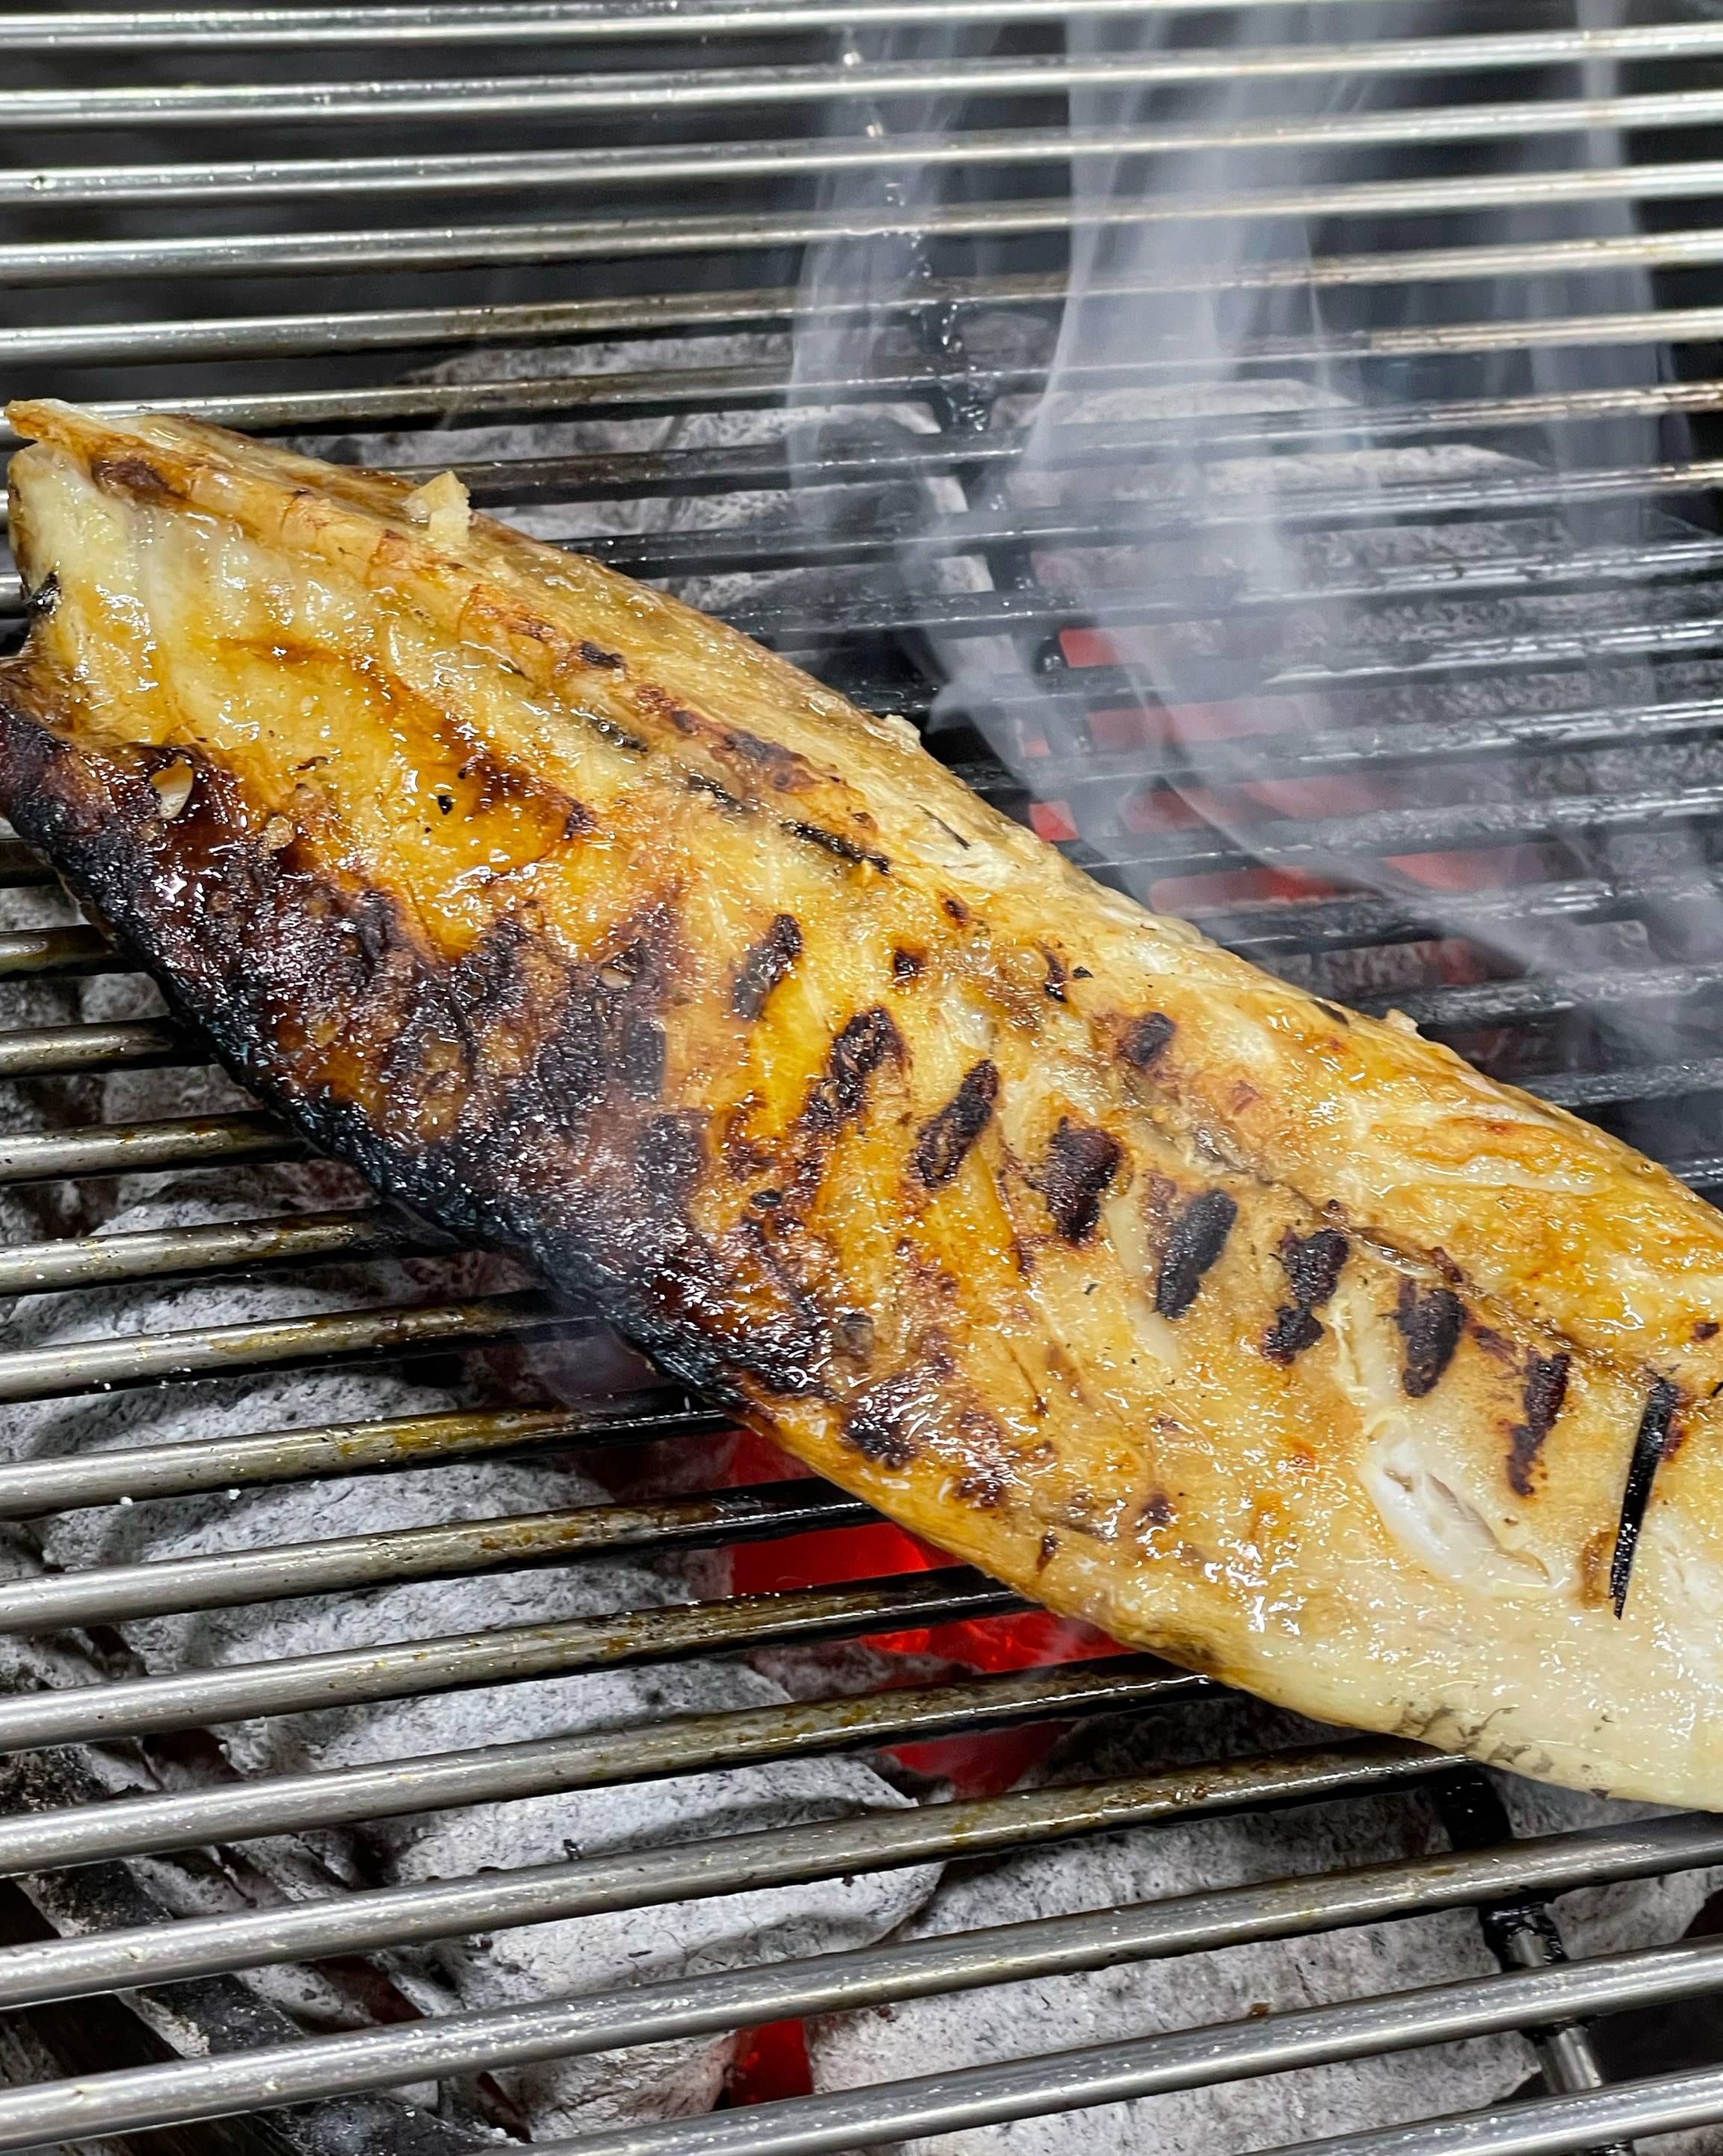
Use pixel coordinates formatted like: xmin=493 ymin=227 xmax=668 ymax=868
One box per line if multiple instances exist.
xmin=5 ymin=399 xmax=1723 ymax=1810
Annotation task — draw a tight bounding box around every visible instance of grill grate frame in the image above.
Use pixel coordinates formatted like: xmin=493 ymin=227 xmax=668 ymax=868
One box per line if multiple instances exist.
xmin=6 ymin=6 xmax=1723 ymax=2153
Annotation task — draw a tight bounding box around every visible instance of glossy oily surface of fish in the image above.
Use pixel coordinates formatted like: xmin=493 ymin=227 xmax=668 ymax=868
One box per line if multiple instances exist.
xmin=6 ymin=399 xmax=1723 ymax=1810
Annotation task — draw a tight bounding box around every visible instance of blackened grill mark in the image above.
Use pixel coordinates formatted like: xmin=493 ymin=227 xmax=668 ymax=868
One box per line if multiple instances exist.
xmin=1262 ymin=1306 xmax=1324 ymax=1365
xmin=1041 ymin=1120 xmax=1122 ymax=1244
xmin=805 ymin=1007 xmax=903 ymax=1133
xmin=912 ymin=1060 xmax=999 ymax=1188
xmin=590 ymin=714 xmax=648 ymax=755
xmin=562 ymin=802 xmax=597 ymax=838
xmin=1506 ymin=1352 xmax=1571 ymax=1498
xmin=1041 ymin=950 xmax=1068 ymax=1002
xmin=1121 ymin=1012 xmax=1175 ymax=1069
xmin=578 ymin=640 xmax=624 ymax=670
xmin=731 ymin=914 xmax=803 ymax=1021
xmin=1394 ymin=1282 xmax=1466 ymax=1398
xmin=891 ymin=947 xmax=924 ymax=980
xmin=1611 ymin=1379 xmax=1681 ymax=1617
xmin=687 ymin=773 xmax=745 ymax=811
xmin=784 ymin=820 xmax=890 ymax=873
xmin=1283 ymin=1227 xmax=1349 ymax=1311
xmin=1263 ymin=1226 xmax=1350 ymax=1365
xmin=1156 ymin=1189 xmax=1238 ymax=1318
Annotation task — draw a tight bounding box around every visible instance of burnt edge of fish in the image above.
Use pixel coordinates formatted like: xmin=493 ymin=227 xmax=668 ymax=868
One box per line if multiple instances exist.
xmin=0 ymin=680 xmax=856 ymax=1416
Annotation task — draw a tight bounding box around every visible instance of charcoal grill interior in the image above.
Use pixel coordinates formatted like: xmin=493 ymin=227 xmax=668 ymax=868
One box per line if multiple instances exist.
xmin=9 ymin=4 xmax=1723 ymax=2153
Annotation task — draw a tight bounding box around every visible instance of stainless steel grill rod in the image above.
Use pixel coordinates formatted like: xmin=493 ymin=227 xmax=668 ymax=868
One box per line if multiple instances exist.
xmin=0 ymin=1111 xmax=295 ymax=1184
xmin=1388 ymin=962 xmax=1723 ymax=1032
xmin=6 ymin=363 xmax=1723 ymax=471
xmin=0 ymin=1398 xmax=725 ymax=1515
xmin=1251 ymin=2063 xmax=1723 ymax=2156
xmin=0 ymin=1481 xmax=873 ymax=1632
xmin=520 ymin=1941 xmax=1723 ymax=2156
xmin=1095 ymin=784 xmax=1723 ymax=883
xmin=0 ymin=1662 xmax=1196 ymax=1873
xmin=0 ymin=1019 xmax=191 ymax=1078
xmin=1651 ymin=1152 xmax=1723 ymax=1191
xmin=0 ymin=1570 xmax=1022 ymax=1750
xmin=580 ymin=454 xmax=1723 ymax=580
xmin=12 ymin=277 xmax=1722 ymax=372
xmin=0 ymin=1292 xmax=587 ymax=1404
xmin=0 ymin=927 xmax=120 ymax=977
xmin=0 ymin=843 xmax=56 ymax=889
xmin=21 ymin=88 xmax=1723 ymax=209
xmin=3 ymin=0 xmax=1407 ymax=49
xmin=0 ymin=1739 xmax=1444 ymax=2010
xmin=1187 ymin=870 xmax=1723 ymax=962
xmin=1529 ymin=1057 xmax=1723 ymax=1111
xmin=0 ymin=1206 xmax=439 ymax=1297
xmin=1022 ymin=692 xmax=1723 ymax=799
xmin=16 ymin=25 xmax=1723 ymax=130
xmin=7 ymin=1855 xmax=1723 ymax=2156
xmin=23 ymin=164 xmax=1723 ymax=288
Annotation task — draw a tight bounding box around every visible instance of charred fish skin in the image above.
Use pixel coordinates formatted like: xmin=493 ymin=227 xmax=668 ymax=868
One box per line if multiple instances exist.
xmin=7 ymin=399 xmax=1723 ymax=1811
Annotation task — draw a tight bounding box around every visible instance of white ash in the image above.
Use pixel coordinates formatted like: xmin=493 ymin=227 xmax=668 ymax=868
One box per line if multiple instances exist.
xmin=808 ymin=1693 xmax=1723 ymax=2156
xmin=0 ymin=1155 xmax=939 ymax=2138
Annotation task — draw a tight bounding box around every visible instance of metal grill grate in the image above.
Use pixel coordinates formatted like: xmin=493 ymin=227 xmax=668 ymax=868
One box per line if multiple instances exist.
xmin=6 ymin=6 xmax=1723 ymax=2153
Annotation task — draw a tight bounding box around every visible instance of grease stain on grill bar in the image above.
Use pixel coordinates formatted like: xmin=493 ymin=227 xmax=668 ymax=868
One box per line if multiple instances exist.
xmin=0 ymin=1206 xmax=448 ymax=1297
xmin=18 ymin=277 xmax=1723 ymax=378
xmin=0 ymin=1110 xmax=298 ymax=1185
xmin=0 ymin=1396 xmax=731 ymax=1516
xmin=0 ymin=1292 xmax=587 ymax=1404
xmin=0 ymin=1017 xmax=194 ymax=1078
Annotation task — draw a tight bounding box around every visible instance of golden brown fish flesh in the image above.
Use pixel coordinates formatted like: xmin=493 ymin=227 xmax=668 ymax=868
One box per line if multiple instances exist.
xmin=6 ymin=397 xmax=1723 ymax=1808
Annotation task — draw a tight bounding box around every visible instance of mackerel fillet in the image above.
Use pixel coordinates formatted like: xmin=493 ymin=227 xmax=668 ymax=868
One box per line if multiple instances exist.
xmin=7 ymin=399 xmax=1723 ymax=1806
